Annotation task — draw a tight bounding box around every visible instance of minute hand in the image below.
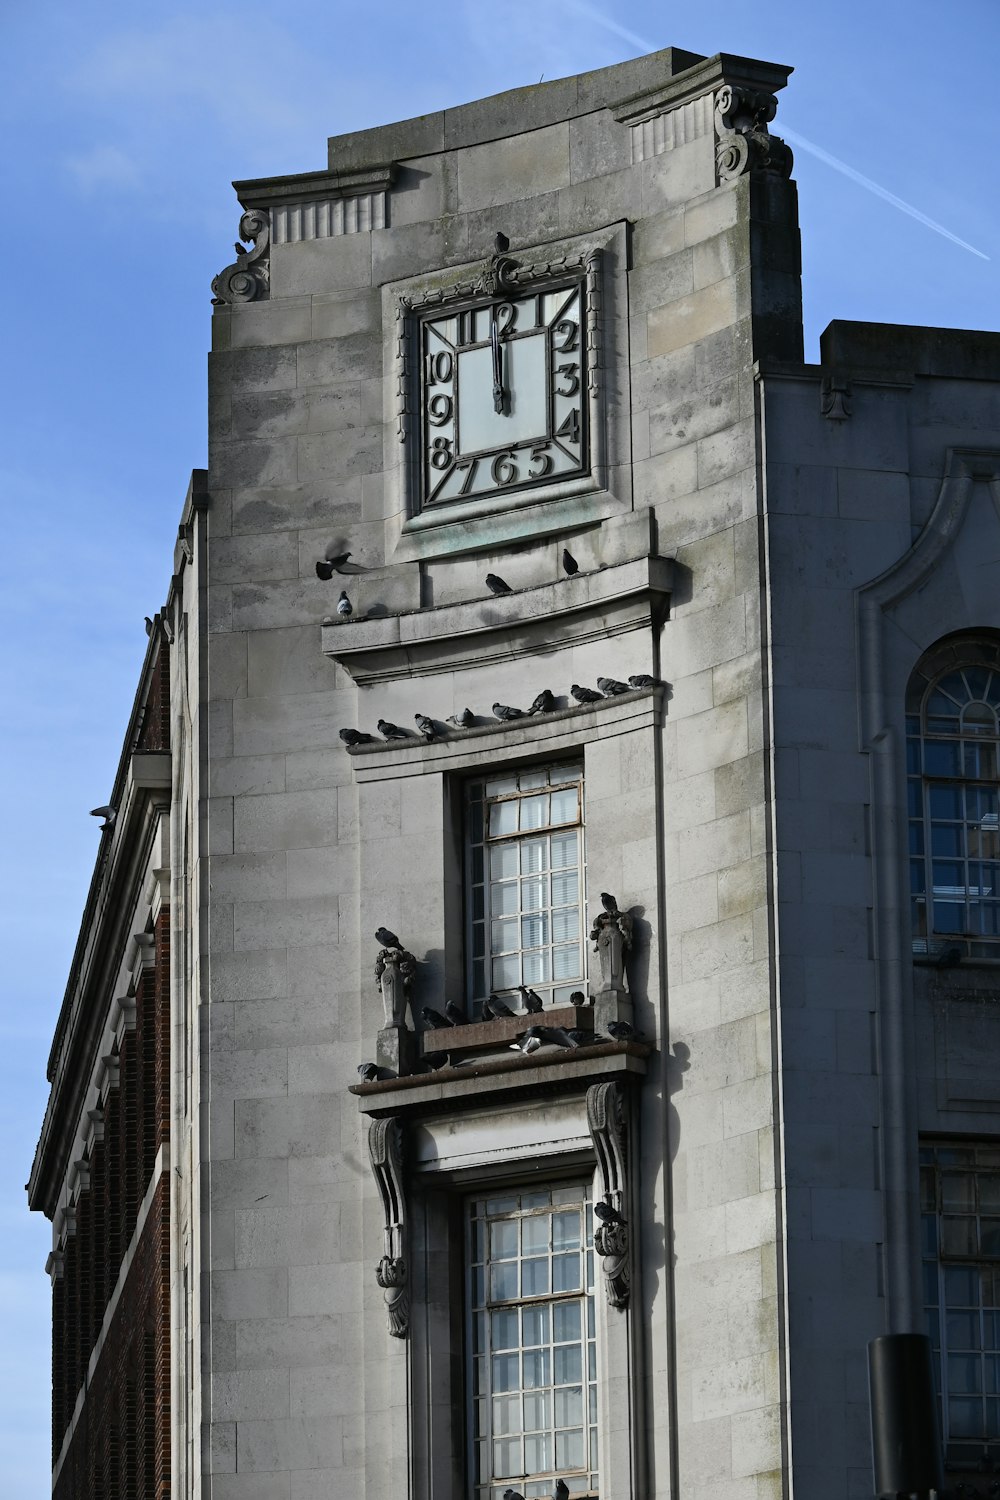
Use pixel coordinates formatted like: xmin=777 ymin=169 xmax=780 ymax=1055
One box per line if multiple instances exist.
xmin=491 ymin=315 xmax=506 ymax=414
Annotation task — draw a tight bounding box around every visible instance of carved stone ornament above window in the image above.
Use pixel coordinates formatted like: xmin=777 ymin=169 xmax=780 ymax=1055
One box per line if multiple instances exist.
xmin=211 ymin=209 xmax=270 ymax=305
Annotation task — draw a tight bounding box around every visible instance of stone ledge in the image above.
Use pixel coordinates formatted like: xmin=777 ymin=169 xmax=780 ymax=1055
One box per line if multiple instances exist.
xmin=351 ymin=1040 xmax=650 ymax=1119
xmin=348 ymin=687 xmax=665 ymax=782
xmin=323 ymin=553 xmax=673 ymax=684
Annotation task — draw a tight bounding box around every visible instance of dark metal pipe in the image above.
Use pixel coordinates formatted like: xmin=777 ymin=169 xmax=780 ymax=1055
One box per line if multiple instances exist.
xmin=868 ymin=1333 xmax=943 ymax=1499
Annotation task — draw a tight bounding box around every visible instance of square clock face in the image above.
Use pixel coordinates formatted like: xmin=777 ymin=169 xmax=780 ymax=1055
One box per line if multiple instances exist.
xmin=418 ymin=281 xmax=588 ymax=507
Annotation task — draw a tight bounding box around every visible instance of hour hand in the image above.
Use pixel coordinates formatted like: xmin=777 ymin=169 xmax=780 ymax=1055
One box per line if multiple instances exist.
xmin=491 ymin=317 xmax=506 ymax=414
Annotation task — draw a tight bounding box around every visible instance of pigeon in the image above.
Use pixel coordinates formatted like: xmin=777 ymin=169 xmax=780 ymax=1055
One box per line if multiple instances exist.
xmin=90 ymin=805 xmax=117 ymax=830
xmin=601 ymin=891 xmax=620 ymax=914
xmin=570 ymin=683 xmax=602 ymax=704
xmin=422 ymin=1006 xmax=454 ymax=1029
xmin=495 ymin=231 xmax=510 ymax=253
xmin=316 ymin=550 xmax=352 ymax=580
xmin=527 ymin=689 xmax=555 ymax=715
xmin=607 ymin=1020 xmax=635 ymax=1041
xmin=554 ymin=1483 xmax=571 ymax=1500
xmin=597 ymin=676 xmax=631 ymax=696
xmin=144 ymin=615 xmax=155 ymax=635
xmin=339 ymin=728 xmax=374 ymax=747
xmin=544 ymin=1026 xmax=580 ymax=1049
xmin=565 ymin=1027 xmax=597 ymax=1047
xmin=483 ymin=993 xmax=516 ymax=1019
xmin=414 ymin=714 xmax=439 ymax=740
xmin=375 ymin=927 xmax=401 ymax=949
xmin=357 ymin=1062 xmax=381 ymax=1082
xmin=336 ymin=591 xmax=352 ymax=617
xmin=628 ymin=673 xmax=663 ymax=689
xmin=517 ymin=985 xmax=544 ymax=1013
xmin=485 ymin=573 xmax=513 ymax=595
xmin=377 ymin=719 xmax=409 ymax=740
xmin=449 ymin=707 xmax=475 ymax=728
xmin=562 ymin=548 xmax=579 ymax=576
xmin=503 ymin=1490 xmax=526 ymax=1500
xmin=445 ymin=1001 xmax=467 ymax=1025
xmin=510 ymin=1033 xmax=543 ymax=1055
xmin=569 ymin=990 xmax=588 ymax=1006
xmin=493 ymin=702 xmax=525 ymax=721
xmin=594 ymin=1200 xmax=627 ymax=1226
xmin=422 ymin=1050 xmax=450 ymax=1071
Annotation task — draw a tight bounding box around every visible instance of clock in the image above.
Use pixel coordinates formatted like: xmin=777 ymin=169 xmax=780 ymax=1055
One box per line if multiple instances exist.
xmin=416 ymin=277 xmax=588 ymax=507
xmin=394 ymin=241 xmax=604 ymax=518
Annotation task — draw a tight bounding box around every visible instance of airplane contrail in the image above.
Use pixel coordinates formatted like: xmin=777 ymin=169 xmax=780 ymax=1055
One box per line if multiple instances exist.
xmin=560 ymin=0 xmax=989 ymax=261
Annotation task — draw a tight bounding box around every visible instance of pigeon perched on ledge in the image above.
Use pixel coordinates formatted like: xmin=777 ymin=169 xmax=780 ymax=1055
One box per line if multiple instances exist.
xmin=562 ymin=548 xmax=579 ymax=576
xmin=517 ymin=985 xmax=544 ymax=1013
xmin=628 ymin=673 xmax=663 ymax=688
xmin=594 ymin=1200 xmax=627 ymax=1227
xmin=493 ymin=702 xmax=525 ymax=721
xmin=482 ymin=993 xmax=516 ymax=1019
xmin=445 ymin=1002 xmax=467 ymax=1025
xmin=336 ymin=590 xmax=352 ymax=616
xmin=375 ymin=927 xmax=401 ymax=949
xmin=414 ymin=713 xmax=439 ymax=740
xmin=422 ymin=1006 xmax=453 ymax=1029
xmin=485 ymin=573 xmax=513 ymax=595
xmin=527 ymin=689 xmax=555 ymax=715
xmin=607 ymin=1020 xmax=635 ymax=1041
xmin=570 ymin=683 xmax=601 ymax=704
xmin=377 ymin=719 xmax=409 ymax=740
xmin=597 ymin=676 xmax=630 ymax=696
xmin=339 ymin=728 xmax=373 ymax=747
xmin=357 ymin=1062 xmax=381 ymax=1082
xmin=449 ymin=707 xmax=475 ymax=727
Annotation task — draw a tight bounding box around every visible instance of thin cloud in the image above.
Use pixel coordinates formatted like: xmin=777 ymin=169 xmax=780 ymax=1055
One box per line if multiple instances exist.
xmin=65 ymin=143 xmax=140 ymax=195
xmin=559 ymin=0 xmax=988 ymax=262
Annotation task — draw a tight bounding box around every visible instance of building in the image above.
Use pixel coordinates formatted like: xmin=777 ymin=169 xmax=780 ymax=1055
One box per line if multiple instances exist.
xmin=28 ymin=41 xmax=1000 ymax=1500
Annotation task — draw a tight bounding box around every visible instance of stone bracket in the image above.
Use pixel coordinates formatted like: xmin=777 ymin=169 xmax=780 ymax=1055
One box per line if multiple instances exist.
xmin=369 ymin=1117 xmax=409 ymax=1338
xmin=714 ymin=84 xmax=793 ymax=184
xmin=211 ymin=209 xmax=270 ymax=305
xmin=587 ymin=1080 xmax=631 ymax=1309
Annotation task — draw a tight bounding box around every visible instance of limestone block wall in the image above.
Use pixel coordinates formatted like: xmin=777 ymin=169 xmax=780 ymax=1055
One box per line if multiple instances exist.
xmin=197 ymin=45 xmax=806 ymax=1500
xmin=760 ymin=330 xmax=1000 ymax=1498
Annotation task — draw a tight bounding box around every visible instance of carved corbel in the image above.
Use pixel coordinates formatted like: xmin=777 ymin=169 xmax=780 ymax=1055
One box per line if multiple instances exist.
xmin=587 ymin=1081 xmax=631 ymax=1309
xmin=368 ymin=1117 xmax=409 ymax=1338
xmin=714 ymin=84 xmax=793 ymax=184
xmin=211 ymin=209 xmax=271 ymax=305
xmin=821 ymin=373 xmax=852 ymax=421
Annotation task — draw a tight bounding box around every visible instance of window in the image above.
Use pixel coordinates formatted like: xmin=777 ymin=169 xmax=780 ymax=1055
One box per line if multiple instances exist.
xmin=921 ymin=1141 xmax=1000 ymax=1467
xmin=466 ymin=763 xmax=585 ymax=1007
xmin=468 ymin=1184 xmax=598 ymax=1499
xmin=907 ymin=640 xmax=1000 ymax=959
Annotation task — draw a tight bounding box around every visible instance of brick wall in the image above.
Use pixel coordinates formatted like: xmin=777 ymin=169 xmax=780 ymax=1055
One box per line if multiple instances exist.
xmin=51 ymin=907 xmax=171 ymax=1488
xmin=137 ymin=647 xmax=170 ymax=753
xmin=53 ymin=1176 xmax=170 ymax=1500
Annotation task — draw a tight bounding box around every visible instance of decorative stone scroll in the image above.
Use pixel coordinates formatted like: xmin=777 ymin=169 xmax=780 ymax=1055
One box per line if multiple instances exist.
xmin=211 ymin=209 xmax=271 ymax=305
xmin=587 ymin=1081 xmax=630 ymax=1310
xmin=714 ymin=84 xmax=793 ymax=184
xmin=368 ymin=1117 xmax=409 ymax=1338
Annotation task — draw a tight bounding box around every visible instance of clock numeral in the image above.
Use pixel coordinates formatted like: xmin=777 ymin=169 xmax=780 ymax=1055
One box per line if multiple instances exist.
xmin=528 ymin=445 xmax=552 ymax=478
xmin=494 ymin=302 xmax=517 ymax=337
xmin=425 ymin=350 xmax=453 ymax=384
xmin=491 ymin=451 xmax=519 ymax=487
xmin=458 ymin=310 xmax=475 ymax=347
xmin=427 ymin=393 xmax=453 ymax=427
xmin=555 ymin=363 xmax=581 ymax=397
xmin=556 ymin=408 xmax=581 ymax=445
xmin=430 ymin=436 xmax=454 ymax=471
xmin=553 ymin=319 xmax=579 ymax=353
xmin=455 ymin=457 xmax=479 ymax=495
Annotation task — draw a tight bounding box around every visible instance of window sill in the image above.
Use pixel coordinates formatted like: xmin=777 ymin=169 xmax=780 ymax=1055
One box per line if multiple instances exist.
xmin=351 ymin=1034 xmax=651 ymax=1119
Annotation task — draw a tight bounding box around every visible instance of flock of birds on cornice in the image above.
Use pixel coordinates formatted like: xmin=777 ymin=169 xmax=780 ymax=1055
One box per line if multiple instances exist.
xmin=339 ymin=672 xmax=664 ymax=747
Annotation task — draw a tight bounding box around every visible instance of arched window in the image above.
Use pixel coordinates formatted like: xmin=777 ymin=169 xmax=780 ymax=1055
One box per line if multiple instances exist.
xmin=907 ymin=636 xmax=1000 ymax=959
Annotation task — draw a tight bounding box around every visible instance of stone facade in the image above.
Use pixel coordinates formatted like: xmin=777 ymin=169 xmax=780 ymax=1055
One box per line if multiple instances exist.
xmin=31 ymin=43 xmax=1000 ymax=1500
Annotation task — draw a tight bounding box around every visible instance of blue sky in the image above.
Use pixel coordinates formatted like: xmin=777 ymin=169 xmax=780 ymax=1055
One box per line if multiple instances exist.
xmin=1 ymin=0 xmax=996 ymax=1490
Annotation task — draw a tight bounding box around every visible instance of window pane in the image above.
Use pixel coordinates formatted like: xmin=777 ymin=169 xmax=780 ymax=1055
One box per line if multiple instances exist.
xmin=556 ymin=1430 xmax=585 ymax=1469
xmin=554 ymin=1302 xmax=582 ymax=1342
xmin=522 ymin=1304 xmax=549 ymax=1345
xmin=554 ymin=1387 xmax=584 ymax=1426
xmin=522 ymin=914 xmax=549 ymax=950
xmin=925 ymin=741 xmax=962 ymax=775
xmin=492 ymin=955 xmax=520 ymax=989
xmin=490 ymin=801 xmax=518 ymax=836
xmin=521 ymin=876 xmax=547 ymax=911
xmin=522 ymin=1218 xmax=549 ymax=1255
xmin=551 ymin=831 xmax=578 ymax=869
xmin=491 ymin=845 xmax=519 ymax=881
xmin=552 ymin=908 xmax=579 ymax=942
xmin=550 ymin=787 xmax=578 ymax=823
xmin=492 ymin=919 xmax=519 ymax=953
xmin=522 ymin=1258 xmax=549 ymax=1296
xmin=553 ymin=946 xmax=580 ymax=981
xmin=521 ymin=838 xmax=548 ymax=874
xmin=523 ymin=951 xmax=551 ymax=983
xmin=492 ymin=1308 xmax=519 ymax=1349
xmin=552 ymin=871 xmax=579 ymax=906
xmin=491 ymin=881 xmax=519 ymax=917
xmin=493 ymin=1394 xmax=522 ymax=1434
xmin=520 ymin=794 xmax=548 ymax=830
xmin=492 ymin=1353 xmax=520 ymax=1392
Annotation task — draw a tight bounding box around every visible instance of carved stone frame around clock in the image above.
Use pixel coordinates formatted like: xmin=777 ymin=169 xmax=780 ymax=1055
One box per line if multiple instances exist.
xmin=380 ymin=221 xmax=632 ymax=564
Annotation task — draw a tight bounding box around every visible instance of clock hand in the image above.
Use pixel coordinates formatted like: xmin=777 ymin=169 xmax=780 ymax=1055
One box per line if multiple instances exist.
xmin=491 ymin=312 xmax=506 ymax=415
